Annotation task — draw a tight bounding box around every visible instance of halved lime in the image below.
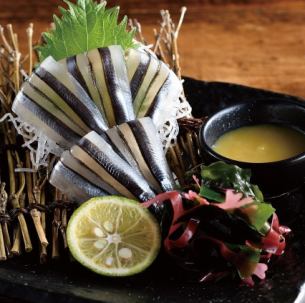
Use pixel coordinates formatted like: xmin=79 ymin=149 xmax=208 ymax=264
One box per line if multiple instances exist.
xmin=67 ymin=196 xmax=161 ymax=276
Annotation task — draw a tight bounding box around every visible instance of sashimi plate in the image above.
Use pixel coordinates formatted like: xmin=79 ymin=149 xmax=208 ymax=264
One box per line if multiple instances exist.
xmin=0 ymin=77 xmax=304 ymax=303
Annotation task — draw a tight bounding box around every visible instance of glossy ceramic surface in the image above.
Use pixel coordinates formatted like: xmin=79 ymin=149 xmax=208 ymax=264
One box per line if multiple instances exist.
xmin=0 ymin=78 xmax=304 ymax=303
xmin=199 ymin=99 xmax=305 ymax=197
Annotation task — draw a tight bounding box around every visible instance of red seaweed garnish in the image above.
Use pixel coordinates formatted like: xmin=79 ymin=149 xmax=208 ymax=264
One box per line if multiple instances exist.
xmin=144 ymin=186 xmax=290 ymax=285
xmin=217 ymin=189 xmax=253 ymax=210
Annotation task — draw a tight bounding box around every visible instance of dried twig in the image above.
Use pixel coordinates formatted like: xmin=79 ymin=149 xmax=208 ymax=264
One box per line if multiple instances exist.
xmin=0 ymin=183 xmax=8 ymax=260
xmin=26 ymin=152 xmax=49 ymax=254
xmin=32 ymin=177 xmax=48 ymax=248
xmin=11 ymin=226 xmax=21 ymax=256
xmin=60 ymin=195 xmax=68 ymax=250
xmin=26 ymin=23 xmax=33 ymax=74
xmin=39 ymin=188 xmax=47 ymax=263
xmin=147 ymin=8 xmax=207 ymax=181
xmin=52 ymin=190 xmax=61 ymax=259
xmin=152 ymin=7 xmax=187 ymax=79
xmin=130 ymin=19 xmax=147 ymax=45
xmin=0 ymin=182 xmax=11 ymax=257
xmin=0 ymin=23 xmax=35 ymax=257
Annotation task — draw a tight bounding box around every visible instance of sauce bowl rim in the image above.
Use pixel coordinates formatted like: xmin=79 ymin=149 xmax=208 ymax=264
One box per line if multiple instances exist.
xmin=199 ymin=102 xmax=305 ymax=168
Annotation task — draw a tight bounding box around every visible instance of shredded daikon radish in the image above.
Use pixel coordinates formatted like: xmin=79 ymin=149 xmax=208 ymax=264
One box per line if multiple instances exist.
xmin=0 ymin=113 xmax=62 ymax=169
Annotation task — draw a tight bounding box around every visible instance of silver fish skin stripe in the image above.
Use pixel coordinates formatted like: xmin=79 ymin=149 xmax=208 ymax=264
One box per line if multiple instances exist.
xmin=146 ymin=70 xmax=183 ymax=129
xmin=22 ymin=82 xmax=87 ymax=136
xmin=61 ymin=53 xmax=106 ymax=122
xmin=106 ymin=126 xmax=142 ymax=173
xmin=60 ymin=151 xmax=119 ymax=195
xmin=136 ymin=60 xmax=169 ymax=118
xmin=12 ymin=92 xmax=81 ymax=148
xmin=108 ymin=45 xmax=135 ymax=121
xmin=66 ymin=55 xmax=90 ymax=96
xmin=116 ymin=122 xmax=162 ymax=193
xmin=129 ymin=50 xmax=151 ymax=99
xmin=126 ymin=117 xmax=175 ymax=192
xmin=125 ymin=49 xmax=182 ymax=133
xmin=99 ymin=46 xmax=135 ymax=124
xmin=131 ymin=52 xmax=161 ymax=116
xmin=76 ymin=131 xmax=156 ymax=201
xmin=36 ymin=57 xmax=108 ymax=134
xmin=50 ymin=161 xmax=107 ymax=203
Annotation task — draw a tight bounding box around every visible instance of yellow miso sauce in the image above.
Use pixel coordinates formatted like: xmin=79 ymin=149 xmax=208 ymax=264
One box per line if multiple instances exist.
xmin=212 ymin=124 xmax=305 ymax=163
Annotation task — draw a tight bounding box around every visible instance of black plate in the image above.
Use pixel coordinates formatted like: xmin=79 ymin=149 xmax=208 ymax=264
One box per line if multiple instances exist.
xmin=1 ymin=78 xmax=305 ymax=303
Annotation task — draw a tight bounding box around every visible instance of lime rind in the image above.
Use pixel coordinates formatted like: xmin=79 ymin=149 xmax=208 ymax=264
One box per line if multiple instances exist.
xmin=67 ymin=196 xmax=161 ymax=277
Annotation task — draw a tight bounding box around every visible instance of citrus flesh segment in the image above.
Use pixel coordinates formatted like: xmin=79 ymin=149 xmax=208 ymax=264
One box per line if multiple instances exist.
xmin=67 ymin=196 xmax=161 ymax=276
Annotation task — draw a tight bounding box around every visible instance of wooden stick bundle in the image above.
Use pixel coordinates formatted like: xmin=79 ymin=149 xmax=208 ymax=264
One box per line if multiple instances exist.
xmin=0 ymin=24 xmax=61 ymax=262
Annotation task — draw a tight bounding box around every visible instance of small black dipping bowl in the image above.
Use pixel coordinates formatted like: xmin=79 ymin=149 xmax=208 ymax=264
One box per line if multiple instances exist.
xmin=200 ymin=98 xmax=305 ymax=198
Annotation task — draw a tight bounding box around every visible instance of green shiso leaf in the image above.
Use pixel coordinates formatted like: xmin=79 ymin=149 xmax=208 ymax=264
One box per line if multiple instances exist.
xmin=37 ymin=0 xmax=137 ymax=62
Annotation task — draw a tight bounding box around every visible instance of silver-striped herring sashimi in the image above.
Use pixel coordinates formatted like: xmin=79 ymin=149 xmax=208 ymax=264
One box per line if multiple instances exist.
xmin=62 ymin=54 xmax=103 ymax=112
xmin=126 ymin=49 xmax=183 ymax=131
xmin=59 ymin=151 xmax=119 ymax=195
xmin=12 ymin=91 xmax=82 ymax=148
xmin=12 ymin=56 xmax=108 ymax=148
xmin=50 ymin=161 xmax=107 ymax=203
xmin=35 ymin=57 xmax=108 ymax=134
xmin=107 ymin=117 xmax=175 ymax=193
xmin=85 ymin=45 xmax=135 ymax=126
xmin=106 ymin=127 xmax=141 ymax=171
xmin=12 ymin=44 xmax=185 ymax=169
xmin=70 ymin=131 xmax=156 ymax=201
